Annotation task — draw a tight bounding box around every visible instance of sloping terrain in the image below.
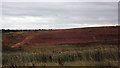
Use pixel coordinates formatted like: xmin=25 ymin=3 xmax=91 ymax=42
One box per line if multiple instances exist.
xmin=2 ymin=26 xmax=119 ymax=48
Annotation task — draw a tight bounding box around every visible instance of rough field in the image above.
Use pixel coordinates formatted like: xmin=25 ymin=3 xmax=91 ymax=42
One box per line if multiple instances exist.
xmin=2 ymin=26 xmax=120 ymax=67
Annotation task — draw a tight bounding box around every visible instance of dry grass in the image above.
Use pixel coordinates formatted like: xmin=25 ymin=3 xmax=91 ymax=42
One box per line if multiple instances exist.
xmin=22 ymin=44 xmax=118 ymax=53
xmin=3 ymin=60 xmax=119 ymax=66
xmin=2 ymin=44 xmax=119 ymax=66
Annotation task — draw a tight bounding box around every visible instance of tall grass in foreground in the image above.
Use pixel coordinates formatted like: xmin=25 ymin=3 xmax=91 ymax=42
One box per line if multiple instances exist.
xmin=2 ymin=49 xmax=119 ymax=66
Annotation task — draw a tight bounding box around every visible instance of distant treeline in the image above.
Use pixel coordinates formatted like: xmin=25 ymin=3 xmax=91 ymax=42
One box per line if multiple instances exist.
xmin=2 ymin=29 xmax=54 ymax=33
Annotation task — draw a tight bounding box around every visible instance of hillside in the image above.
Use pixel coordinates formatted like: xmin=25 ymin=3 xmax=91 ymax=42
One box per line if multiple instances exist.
xmin=2 ymin=26 xmax=119 ymax=48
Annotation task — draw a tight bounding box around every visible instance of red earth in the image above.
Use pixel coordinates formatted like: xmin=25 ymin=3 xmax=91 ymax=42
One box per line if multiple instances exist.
xmin=2 ymin=26 xmax=120 ymax=48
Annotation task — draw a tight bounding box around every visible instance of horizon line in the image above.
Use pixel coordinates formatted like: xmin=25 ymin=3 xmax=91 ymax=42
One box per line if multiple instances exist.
xmin=1 ymin=25 xmax=119 ymax=30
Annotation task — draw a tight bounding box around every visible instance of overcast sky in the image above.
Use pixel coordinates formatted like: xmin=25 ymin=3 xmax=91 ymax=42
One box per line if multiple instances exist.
xmin=2 ymin=2 xmax=118 ymax=29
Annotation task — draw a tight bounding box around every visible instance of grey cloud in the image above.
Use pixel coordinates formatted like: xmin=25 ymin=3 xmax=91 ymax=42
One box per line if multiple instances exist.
xmin=2 ymin=2 xmax=118 ymax=29
xmin=2 ymin=2 xmax=117 ymax=16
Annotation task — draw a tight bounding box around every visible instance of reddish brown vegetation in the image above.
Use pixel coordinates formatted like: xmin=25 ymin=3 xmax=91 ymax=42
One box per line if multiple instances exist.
xmin=2 ymin=26 xmax=120 ymax=48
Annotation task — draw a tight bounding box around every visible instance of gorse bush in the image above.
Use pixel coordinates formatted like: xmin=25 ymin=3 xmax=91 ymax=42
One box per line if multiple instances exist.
xmin=2 ymin=46 xmax=24 ymax=52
